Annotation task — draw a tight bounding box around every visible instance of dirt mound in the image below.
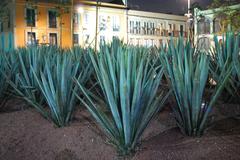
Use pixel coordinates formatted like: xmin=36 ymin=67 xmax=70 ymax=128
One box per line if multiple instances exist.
xmin=0 ymin=100 xmax=240 ymax=160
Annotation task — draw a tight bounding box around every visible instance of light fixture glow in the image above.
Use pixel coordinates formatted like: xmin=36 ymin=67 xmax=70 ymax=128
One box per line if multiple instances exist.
xmin=78 ymin=7 xmax=84 ymax=13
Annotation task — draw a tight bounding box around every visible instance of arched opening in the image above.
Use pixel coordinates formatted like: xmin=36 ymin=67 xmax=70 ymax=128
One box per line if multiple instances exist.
xmin=197 ymin=16 xmax=210 ymax=34
xmin=213 ymin=17 xmax=221 ymax=33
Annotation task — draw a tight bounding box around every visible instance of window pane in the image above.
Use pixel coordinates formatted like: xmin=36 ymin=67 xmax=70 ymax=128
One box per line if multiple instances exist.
xmin=130 ymin=21 xmax=134 ymax=34
xmin=112 ymin=16 xmax=120 ymax=32
xmin=27 ymin=32 xmax=36 ymax=45
xmin=99 ymin=15 xmax=107 ymax=31
xmin=27 ymin=8 xmax=35 ymax=27
xmin=213 ymin=18 xmax=221 ymax=33
xmin=73 ymin=34 xmax=79 ymax=45
xmin=73 ymin=13 xmax=80 ymax=25
xmin=49 ymin=33 xmax=57 ymax=45
xmin=0 ymin=22 xmax=3 ymax=32
xmin=49 ymin=11 xmax=57 ymax=28
xmin=180 ymin=25 xmax=184 ymax=36
xmin=198 ymin=18 xmax=210 ymax=34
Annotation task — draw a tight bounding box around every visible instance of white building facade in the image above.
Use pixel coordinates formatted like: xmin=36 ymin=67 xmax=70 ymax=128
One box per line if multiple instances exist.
xmin=128 ymin=10 xmax=187 ymax=47
xmin=72 ymin=0 xmax=187 ymax=48
xmin=194 ymin=4 xmax=240 ymax=50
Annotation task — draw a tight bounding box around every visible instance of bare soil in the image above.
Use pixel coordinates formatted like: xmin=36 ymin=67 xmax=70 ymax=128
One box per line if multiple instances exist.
xmin=0 ymin=98 xmax=240 ymax=160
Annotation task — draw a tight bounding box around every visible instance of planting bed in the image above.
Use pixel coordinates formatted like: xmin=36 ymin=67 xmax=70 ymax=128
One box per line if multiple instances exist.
xmin=0 ymin=98 xmax=240 ymax=160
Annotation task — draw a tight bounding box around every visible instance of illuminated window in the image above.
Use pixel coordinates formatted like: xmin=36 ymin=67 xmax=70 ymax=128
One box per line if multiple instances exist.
xmin=112 ymin=16 xmax=120 ymax=32
xmin=73 ymin=13 xmax=80 ymax=25
xmin=168 ymin=24 xmax=172 ymax=36
xmin=149 ymin=22 xmax=155 ymax=35
xmin=152 ymin=23 xmax=155 ymax=35
xmin=135 ymin=21 xmax=141 ymax=34
xmin=27 ymin=32 xmax=36 ymax=45
xmin=26 ymin=8 xmax=36 ymax=27
xmin=160 ymin=23 xmax=164 ymax=36
xmin=48 ymin=10 xmax=57 ymax=28
xmin=99 ymin=15 xmax=107 ymax=31
xmin=129 ymin=21 xmax=134 ymax=34
xmin=73 ymin=34 xmax=79 ymax=45
xmin=84 ymin=13 xmax=89 ymax=25
xmin=49 ymin=33 xmax=57 ymax=45
xmin=143 ymin=22 xmax=147 ymax=35
xmin=147 ymin=22 xmax=150 ymax=35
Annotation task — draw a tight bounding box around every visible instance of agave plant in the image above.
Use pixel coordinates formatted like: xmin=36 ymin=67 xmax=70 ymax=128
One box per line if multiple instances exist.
xmin=7 ymin=47 xmax=48 ymax=117
xmin=75 ymin=40 xmax=170 ymax=155
xmin=32 ymin=49 xmax=92 ymax=127
xmin=232 ymin=33 xmax=240 ymax=98
xmin=7 ymin=46 xmax=92 ymax=127
xmin=161 ymin=38 xmax=232 ymax=136
xmin=0 ymin=51 xmax=8 ymax=100
xmin=210 ymin=33 xmax=240 ymax=99
xmin=0 ymin=50 xmax=19 ymax=106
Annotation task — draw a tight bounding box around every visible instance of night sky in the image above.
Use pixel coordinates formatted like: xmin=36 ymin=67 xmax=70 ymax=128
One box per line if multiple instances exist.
xmin=127 ymin=0 xmax=212 ymax=15
xmin=0 ymin=0 xmax=213 ymax=15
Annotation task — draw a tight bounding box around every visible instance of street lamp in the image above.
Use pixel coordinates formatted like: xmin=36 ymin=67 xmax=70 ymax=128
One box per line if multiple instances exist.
xmin=184 ymin=0 xmax=192 ymax=18
xmin=77 ymin=7 xmax=84 ymax=13
xmin=184 ymin=0 xmax=193 ymax=41
xmin=95 ymin=0 xmax=99 ymax=51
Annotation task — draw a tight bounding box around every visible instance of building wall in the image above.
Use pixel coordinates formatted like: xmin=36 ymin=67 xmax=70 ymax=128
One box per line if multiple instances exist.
xmin=72 ymin=4 xmax=187 ymax=48
xmin=194 ymin=4 xmax=240 ymax=49
xmin=0 ymin=0 xmax=15 ymax=51
xmin=0 ymin=0 xmax=188 ymax=49
xmin=73 ymin=4 xmax=127 ymax=48
xmin=14 ymin=0 xmax=72 ymax=48
xmin=128 ymin=10 xmax=187 ymax=47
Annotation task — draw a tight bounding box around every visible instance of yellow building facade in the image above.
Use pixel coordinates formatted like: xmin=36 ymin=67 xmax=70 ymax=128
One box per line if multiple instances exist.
xmin=0 ymin=0 xmax=187 ymax=51
xmin=2 ymin=0 xmax=73 ymax=49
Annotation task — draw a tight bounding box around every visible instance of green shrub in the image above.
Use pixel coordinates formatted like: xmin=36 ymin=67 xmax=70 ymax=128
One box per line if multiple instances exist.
xmin=232 ymin=34 xmax=240 ymax=101
xmin=75 ymin=40 xmax=170 ymax=155
xmin=161 ymin=38 xmax=232 ymax=136
xmin=0 ymin=51 xmax=19 ymax=105
xmin=0 ymin=52 xmax=8 ymax=99
xmin=7 ymin=47 xmax=48 ymax=116
xmin=8 ymin=46 xmax=92 ymax=127
xmin=210 ymin=33 xmax=240 ymax=99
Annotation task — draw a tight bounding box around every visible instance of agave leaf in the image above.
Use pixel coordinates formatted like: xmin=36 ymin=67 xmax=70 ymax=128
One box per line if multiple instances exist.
xmin=75 ymin=40 xmax=169 ymax=155
xmin=161 ymin=37 xmax=232 ymax=136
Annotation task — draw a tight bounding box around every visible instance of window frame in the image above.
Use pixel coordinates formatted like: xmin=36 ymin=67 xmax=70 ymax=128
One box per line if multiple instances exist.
xmin=73 ymin=12 xmax=80 ymax=25
xmin=49 ymin=33 xmax=58 ymax=45
xmin=112 ymin=15 xmax=120 ymax=32
xmin=180 ymin=25 xmax=184 ymax=36
xmin=48 ymin=10 xmax=58 ymax=28
xmin=0 ymin=22 xmax=3 ymax=32
xmin=27 ymin=31 xmax=37 ymax=45
xmin=73 ymin=33 xmax=79 ymax=45
xmin=26 ymin=7 xmax=36 ymax=27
